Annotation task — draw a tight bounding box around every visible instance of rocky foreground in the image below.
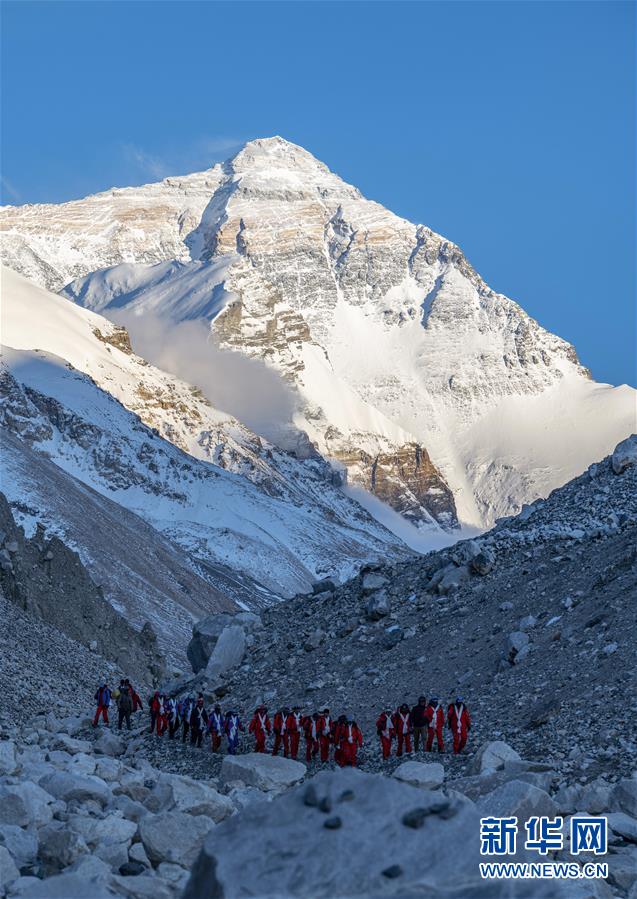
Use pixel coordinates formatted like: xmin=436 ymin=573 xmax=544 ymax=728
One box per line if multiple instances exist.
xmin=1 ymin=714 xmax=637 ymax=898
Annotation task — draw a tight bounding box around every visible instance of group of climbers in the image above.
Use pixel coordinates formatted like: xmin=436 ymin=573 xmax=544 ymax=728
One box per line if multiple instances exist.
xmin=92 ymin=684 xmax=470 ymax=764
xmin=250 ymin=706 xmax=364 ymax=767
xmin=376 ymin=696 xmax=471 ymax=758
xmin=92 ymin=680 xmax=142 ymax=730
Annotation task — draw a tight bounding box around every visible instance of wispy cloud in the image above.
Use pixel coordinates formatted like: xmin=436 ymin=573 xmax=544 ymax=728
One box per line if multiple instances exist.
xmin=121 ymin=144 xmax=171 ymax=180
xmin=119 ymin=135 xmax=245 ymax=183
xmin=0 ymin=175 xmax=22 ymax=203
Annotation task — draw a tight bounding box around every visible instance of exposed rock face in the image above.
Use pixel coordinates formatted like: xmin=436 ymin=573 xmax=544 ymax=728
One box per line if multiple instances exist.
xmin=0 ymin=492 xmax=164 ymax=685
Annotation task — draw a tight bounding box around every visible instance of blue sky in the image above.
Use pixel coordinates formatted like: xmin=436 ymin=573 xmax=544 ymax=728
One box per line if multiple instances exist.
xmin=2 ymin=1 xmax=635 ymax=387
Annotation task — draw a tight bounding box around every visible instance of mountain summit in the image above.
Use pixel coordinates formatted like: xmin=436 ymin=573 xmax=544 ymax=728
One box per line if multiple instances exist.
xmin=2 ymin=137 xmax=634 ymax=532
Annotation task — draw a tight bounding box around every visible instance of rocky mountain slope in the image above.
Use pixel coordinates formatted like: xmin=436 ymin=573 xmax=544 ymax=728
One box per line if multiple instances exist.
xmin=171 ymin=437 xmax=637 ymax=786
xmin=2 ymin=137 xmax=631 ymax=533
xmin=1 ymin=268 xmax=410 ymax=632
xmin=0 ymin=492 xmax=163 ymax=690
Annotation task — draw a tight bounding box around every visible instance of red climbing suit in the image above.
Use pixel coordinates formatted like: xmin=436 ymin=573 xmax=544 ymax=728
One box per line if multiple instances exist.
xmin=248 ymin=709 xmax=271 ymax=753
xmin=376 ymin=712 xmax=395 ymax=760
xmin=393 ymin=708 xmax=412 ymax=756
xmin=447 ymin=702 xmax=471 ymax=754
xmin=318 ymin=714 xmax=333 ymax=762
xmin=334 ymin=722 xmax=363 ymax=767
xmin=426 ymin=703 xmax=445 ymax=752
xmin=285 ymin=711 xmax=302 ymax=759
xmin=272 ymin=712 xmax=288 ymax=757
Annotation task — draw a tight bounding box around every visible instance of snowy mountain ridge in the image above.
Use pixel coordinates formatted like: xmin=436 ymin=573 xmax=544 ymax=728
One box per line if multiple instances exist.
xmin=0 ymin=268 xmax=410 ymax=639
xmin=2 ymin=136 xmax=635 ymax=533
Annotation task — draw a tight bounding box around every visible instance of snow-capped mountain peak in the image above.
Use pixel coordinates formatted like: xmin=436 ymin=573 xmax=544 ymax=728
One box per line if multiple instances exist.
xmin=2 ymin=138 xmax=634 ymax=534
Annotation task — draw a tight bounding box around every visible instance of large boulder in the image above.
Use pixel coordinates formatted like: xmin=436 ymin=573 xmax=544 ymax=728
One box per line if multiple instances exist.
xmin=469 ymin=740 xmax=522 ymax=775
xmin=392 ymin=761 xmax=444 ymax=790
xmin=150 ymin=773 xmax=234 ymax=822
xmin=365 ymin=591 xmax=391 ymax=621
xmin=93 ymin=731 xmax=125 ymax=758
xmin=187 ymin=612 xmax=260 ymax=674
xmin=477 ymin=780 xmax=560 ymax=823
xmin=205 ymin=625 xmax=246 ymax=679
xmin=0 ymin=741 xmax=17 ymax=775
xmin=0 ymin=782 xmax=55 ymax=827
xmin=361 ymin=572 xmax=389 ymax=594
xmin=12 ymin=871 xmax=115 ymax=898
xmin=37 ymin=822 xmax=89 ymax=873
xmin=221 ymin=753 xmax=306 ymax=792
xmin=612 ymin=779 xmax=637 ymax=818
xmin=612 ymin=434 xmax=637 ymax=474
xmin=138 ymin=811 xmax=215 ymax=866
xmin=0 ymin=845 xmax=19 ymax=894
xmin=0 ymin=824 xmax=38 ymax=869
xmin=39 ymin=771 xmax=112 ymax=806
xmin=183 ymin=768 xmax=483 ymax=898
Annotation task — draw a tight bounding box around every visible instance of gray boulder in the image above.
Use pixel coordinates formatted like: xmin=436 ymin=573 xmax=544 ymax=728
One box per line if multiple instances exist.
xmin=365 ymin=590 xmax=391 ymax=621
xmin=221 ymin=753 xmax=306 ymax=792
xmin=392 ymin=761 xmax=444 ymax=790
xmin=183 ymin=768 xmax=481 ymax=898
xmin=607 ymin=812 xmax=637 ymax=844
xmin=151 ymin=772 xmax=234 ymax=822
xmin=612 ymin=779 xmax=637 ymax=818
xmin=612 ymin=434 xmax=637 ymax=474
xmin=187 ymin=614 xmax=236 ymax=673
xmin=0 ymin=741 xmax=17 ymax=775
xmin=478 ymin=779 xmax=560 ymax=823
xmin=13 ymin=871 xmax=116 ymax=898
xmin=470 ymin=549 xmax=495 ymax=576
xmin=469 ymin=740 xmax=522 ymax=774
xmin=0 ymin=845 xmax=19 ymax=894
xmin=0 ymin=824 xmax=38 ymax=869
xmin=37 ymin=822 xmax=89 ymax=873
xmin=205 ymin=625 xmax=246 ymax=679
xmin=0 ymin=782 xmax=54 ymax=828
xmin=94 ymin=731 xmax=125 ymax=758
xmin=312 ymin=579 xmax=336 ymax=595
xmin=361 ymin=572 xmax=389 ymax=594
xmin=139 ymin=811 xmax=215 ymax=866
xmin=436 ymin=563 xmax=471 ymax=595
xmin=40 ymin=771 xmax=112 ymax=806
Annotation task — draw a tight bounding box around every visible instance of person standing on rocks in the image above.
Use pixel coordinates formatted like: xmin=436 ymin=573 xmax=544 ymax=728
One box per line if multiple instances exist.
xmin=208 ymin=704 xmax=225 ymax=752
xmin=411 ymin=696 xmax=429 ymax=753
xmin=166 ymin=697 xmax=179 ymax=738
xmin=149 ymin=691 xmax=161 ymax=735
xmin=249 ymin=705 xmax=271 ymax=753
xmin=286 ymin=706 xmax=303 ymax=760
xmin=190 ymin=694 xmax=208 ymax=748
xmin=393 ymin=703 xmax=413 ymax=757
xmin=225 ymin=710 xmax=244 ymax=754
xmin=318 ymin=708 xmax=333 ymax=763
xmin=425 ymin=697 xmax=445 ymax=753
xmin=376 ymin=707 xmax=395 ymax=760
xmin=126 ymin=679 xmax=142 ymax=713
xmin=447 ymin=697 xmax=471 ymax=754
xmin=93 ymin=682 xmax=111 ymax=727
xmin=334 ymin=715 xmax=363 ymax=767
xmin=303 ymin=712 xmax=321 ymax=763
xmin=272 ymin=707 xmax=289 ymax=757
xmin=117 ymin=682 xmax=133 ymax=731
xmin=179 ymin=696 xmax=194 ymax=743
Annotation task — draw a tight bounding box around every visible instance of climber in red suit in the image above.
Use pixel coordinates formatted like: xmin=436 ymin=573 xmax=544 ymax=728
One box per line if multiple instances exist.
xmin=334 ymin=716 xmax=363 ymax=767
xmin=272 ymin=708 xmax=289 ymax=757
xmin=286 ymin=707 xmax=303 ymax=760
xmin=318 ymin=708 xmax=333 ymax=762
xmin=447 ymin=697 xmax=471 ymax=754
xmin=393 ymin=703 xmax=413 ymax=756
xmin=303 ymin=712 xmax=321 ymax=763
xmin=376 ymin=708 xmax=395 ymax=760
xmin=426 ymin=697 xmax=445 ymax=753
xmin=248 ymin=705 xmax=271 ymax=753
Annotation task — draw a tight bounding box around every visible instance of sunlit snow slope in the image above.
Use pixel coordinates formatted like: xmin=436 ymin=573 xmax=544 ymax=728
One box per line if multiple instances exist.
xmin=0 ymin=267 xmax=408 ymax=617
